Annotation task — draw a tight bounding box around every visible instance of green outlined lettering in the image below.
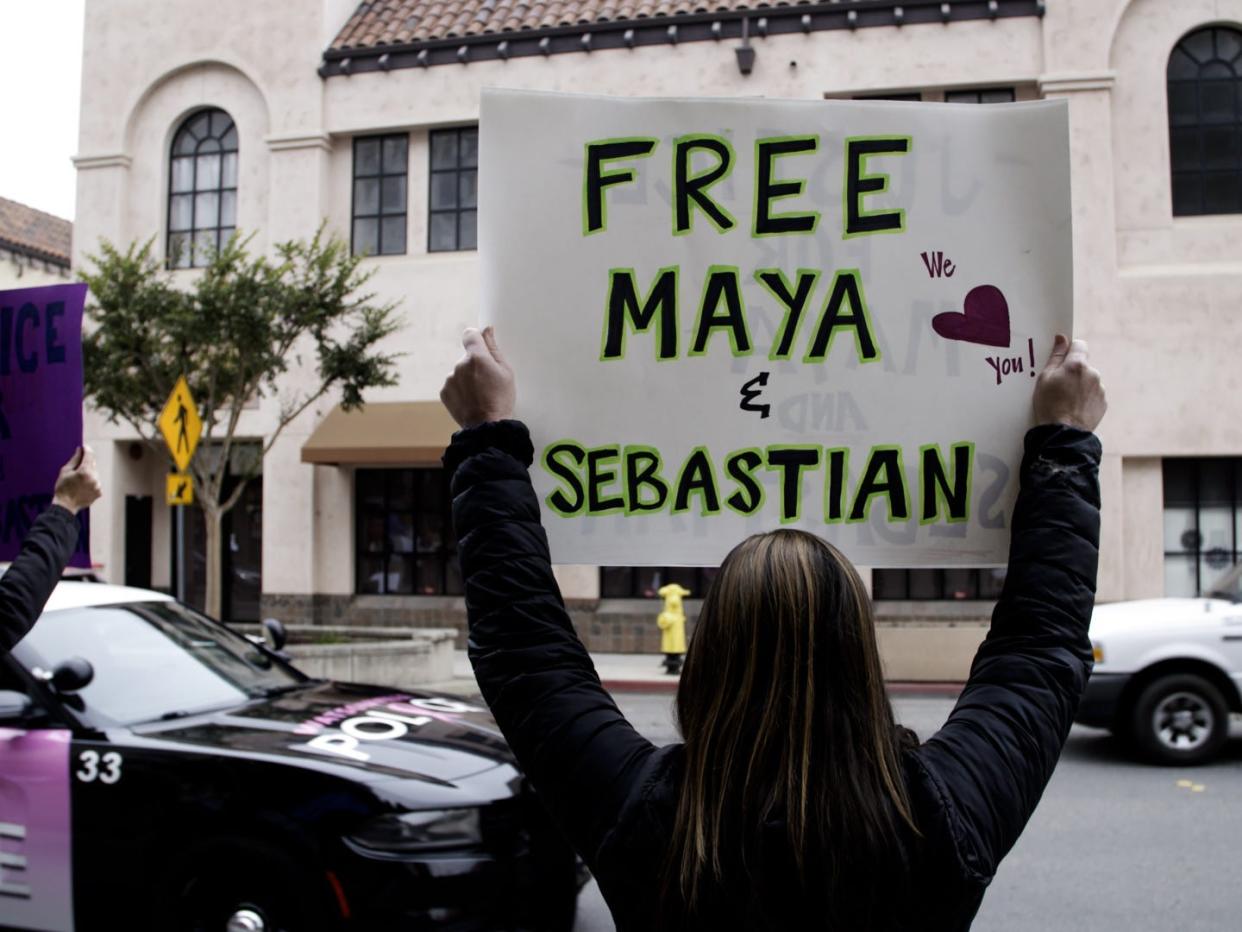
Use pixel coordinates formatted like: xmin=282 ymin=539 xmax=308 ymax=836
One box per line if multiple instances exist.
xmin=753 ymin=135 xmax=821 ymax=237
xmin=843 ymin=136 xmax=911 ymax=239
xmin=672 ymin=447 xmax=722 ymax=516
xmin=624 ymin=445 xmax=670 ymax=514
xmin=689 ymin=266 xmax=751 ymax=356
xmin=724 ymin=449 xmax=765 ymax=515
xmin=919 ymin=442 xmax=974 ymax=524
xmin=756 ymin=269 xmax=821 ymax=361
xmin=824 ymin=447 xmax=849 ymax=523
xmin=804 ymin=270 xmax=881 ymax=364
xmin=847 ymin=446 xmax=910 ymax=523
xmin=583 ymin=137 xmax=658 ymax=235
xmin=542 ymin=441 xmax=588 ymax=517
xmin=586 ymin=446 xmax=626 ymax=515
xmin=673 ymin=134 xmax=737 ymax=235
xmin=765 ymin=445 xmax=822 ymax=524
xmin=600 ymin=266 xmax=679 ymax=361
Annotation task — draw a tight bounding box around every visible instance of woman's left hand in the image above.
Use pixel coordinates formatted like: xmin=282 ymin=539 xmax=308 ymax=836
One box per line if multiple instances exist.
xmin=440 ymin=326 xmax=516 ymax=428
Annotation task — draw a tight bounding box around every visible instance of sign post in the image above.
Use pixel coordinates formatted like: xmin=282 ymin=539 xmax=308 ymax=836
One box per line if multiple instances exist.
xmin=480 ymin=90 xmax=1073 ymax=567
xmin=158 ymin=375 xmax=201 ymax=600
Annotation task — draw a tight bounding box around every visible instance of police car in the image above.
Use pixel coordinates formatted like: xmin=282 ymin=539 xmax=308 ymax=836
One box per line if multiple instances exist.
xmin=1076 ymin=562 xmax=1242 ymax=765
xmin=0 ymin=583 xmax=583 ymax=931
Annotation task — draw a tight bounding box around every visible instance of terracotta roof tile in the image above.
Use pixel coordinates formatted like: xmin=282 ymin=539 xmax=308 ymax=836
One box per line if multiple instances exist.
xmin=330 ymin=0 xmax=838 ymax=47
xmin=0 ymin=196 xmax=71 ymax=267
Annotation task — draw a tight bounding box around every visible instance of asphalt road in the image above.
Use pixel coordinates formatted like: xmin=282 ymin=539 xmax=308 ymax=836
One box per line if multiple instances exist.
xmin=573 ymin=692 xmax=1242 ymax=932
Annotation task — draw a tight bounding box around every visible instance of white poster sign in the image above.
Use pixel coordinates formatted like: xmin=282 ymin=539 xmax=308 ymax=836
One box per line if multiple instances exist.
xmin=480 ymin=89 xmax=1071 ymax=566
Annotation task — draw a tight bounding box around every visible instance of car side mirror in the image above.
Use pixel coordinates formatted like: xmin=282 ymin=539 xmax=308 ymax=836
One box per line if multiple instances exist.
xmin=0 ymin=690 xmax=33 ymax=721
xmin=52 ymin=657 xmax=94 ymax=694
xmin=262 ymin=617 xmax=288 ymax=651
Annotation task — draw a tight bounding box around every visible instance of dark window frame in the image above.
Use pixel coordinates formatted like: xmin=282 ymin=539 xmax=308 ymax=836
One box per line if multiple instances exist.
xmin=1167 ymin=26 xmax=1242 ymax=217
xmin=355 ymin=468 xmax=460 ymax=596
xmin=943 ymin=87 xmax=1017 ymax=104
xmin=872 ymin=568 xmax=1007 ymax=602
xmin=167 ymin=108 xmax=238 ymax=269
xmin=1162 ymin=457 xmax=1242 ymax=596
xmin=351 ymin=133 xmax=409 ymax=256
xmin=428 ymin=126 xmax=479 ymax=252
xmin=852 ymin=93 xmax=923 ymax=101
xmin=599 ymin=566 xmax=718 ymax=600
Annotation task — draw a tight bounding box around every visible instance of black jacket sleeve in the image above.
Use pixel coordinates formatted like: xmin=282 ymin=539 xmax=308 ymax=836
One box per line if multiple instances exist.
xmin=0 ymin=505 xmax=81 ymax=652
xmin=446 ymin=420 xmax=657 ymax=863
xmin=913 ymin=424 xmax=1101 ymax=881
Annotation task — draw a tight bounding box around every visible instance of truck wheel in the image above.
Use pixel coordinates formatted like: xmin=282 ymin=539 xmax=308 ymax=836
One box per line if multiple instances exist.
xmin=1131 ymin=674 xmax=1228 ymax=765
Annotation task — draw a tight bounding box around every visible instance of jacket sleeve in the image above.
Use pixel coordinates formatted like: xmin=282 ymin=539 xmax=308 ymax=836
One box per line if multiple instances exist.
xmin=0 ymin=505 xmax=81 ymax=652
xmin=913 ymin=424 xmax=1101 ymax=881
xmin=446 ymin=420 xmax=657 ymax=862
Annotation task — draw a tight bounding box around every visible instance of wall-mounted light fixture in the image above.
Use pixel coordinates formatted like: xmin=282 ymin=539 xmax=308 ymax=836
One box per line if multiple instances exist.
xmin=735 ymin=17 xmax=755 ymax=76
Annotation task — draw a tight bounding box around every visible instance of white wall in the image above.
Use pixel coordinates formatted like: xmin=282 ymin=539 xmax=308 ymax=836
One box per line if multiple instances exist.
xmin=75 ymin=0 xmax=1242 ymax=604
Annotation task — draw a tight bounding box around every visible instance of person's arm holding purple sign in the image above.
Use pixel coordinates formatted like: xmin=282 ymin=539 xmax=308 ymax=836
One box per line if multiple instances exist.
xmin=0 ymin=446 xmax=102 ymax=652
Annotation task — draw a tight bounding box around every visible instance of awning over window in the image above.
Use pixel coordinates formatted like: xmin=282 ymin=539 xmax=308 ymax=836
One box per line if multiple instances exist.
xmin=300 ymin=401 xmax=458 ymax=466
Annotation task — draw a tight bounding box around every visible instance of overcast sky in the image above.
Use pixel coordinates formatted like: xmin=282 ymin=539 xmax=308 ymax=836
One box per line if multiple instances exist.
xmin=0 ymin=1 xmax=85 ymax=220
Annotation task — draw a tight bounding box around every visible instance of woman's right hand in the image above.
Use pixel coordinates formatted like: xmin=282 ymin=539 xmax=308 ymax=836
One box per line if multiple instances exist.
xmin=440 ymin=326 xmax=516 ymax=428
xmin=1033 ymin=334 xmax=1107 ymax=432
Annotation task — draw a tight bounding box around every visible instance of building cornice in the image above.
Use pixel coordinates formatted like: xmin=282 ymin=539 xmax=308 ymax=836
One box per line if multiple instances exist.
xmin=320 ymin=0 xmax=1047 ymax=76
xmin=72 ymin=153 xmax=132 ymax=171
xmin=1037 ymin=71 xmax=1116 ymax=94
xmin=0 ymin=236 xmax=71 ymax=269
xmin=265 ymin=132 xmax=333 ymax=152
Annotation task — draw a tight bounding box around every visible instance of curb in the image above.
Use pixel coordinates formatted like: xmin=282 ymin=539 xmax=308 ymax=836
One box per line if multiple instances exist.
xmin=603 ymin=679 xmax=965 ymax=697
xmin=887 ymin=681 xmax=964 ymax=697
xmin=602 ymin=678 xmax=682 ymax=694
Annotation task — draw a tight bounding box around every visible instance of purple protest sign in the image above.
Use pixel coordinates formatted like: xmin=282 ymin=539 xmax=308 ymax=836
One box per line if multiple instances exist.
xmin=0 ymin=282 xmax=90 ymax=568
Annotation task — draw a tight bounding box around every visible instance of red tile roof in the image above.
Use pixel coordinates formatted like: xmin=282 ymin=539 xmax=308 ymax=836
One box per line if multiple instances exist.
xmin=0 ymin=196 xmax=72 ymax=267
xmin=331 ymin=0 xmax=822 ymax=47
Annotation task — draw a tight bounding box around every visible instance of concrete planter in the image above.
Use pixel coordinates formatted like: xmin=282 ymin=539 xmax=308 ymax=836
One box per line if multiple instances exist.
xmin=238 ymin=625 xmax=457 ymax=689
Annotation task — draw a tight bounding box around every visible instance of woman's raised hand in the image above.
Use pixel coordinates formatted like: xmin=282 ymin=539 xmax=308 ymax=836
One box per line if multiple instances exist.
xmin=1033 ymin=334 xmax=1107 ymax=432
xmin=440 ymin=326 xmax=516 ymax=428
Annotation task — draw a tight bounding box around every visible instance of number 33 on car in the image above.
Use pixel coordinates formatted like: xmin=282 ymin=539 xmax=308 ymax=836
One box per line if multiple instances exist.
xmin=0 ymin=582 xmax=585 ymax=931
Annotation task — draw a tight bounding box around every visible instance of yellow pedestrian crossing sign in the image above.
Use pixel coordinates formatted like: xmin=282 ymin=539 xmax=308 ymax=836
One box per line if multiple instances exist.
xmin=158 ymin=376 xmax=202 ymax=473
xmin=166 ymin=473 xmax=194 ymax=506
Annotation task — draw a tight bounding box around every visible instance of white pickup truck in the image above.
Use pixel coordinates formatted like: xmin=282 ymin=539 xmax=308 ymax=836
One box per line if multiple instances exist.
xmin=1076 ymin=563 xmax=1242 ymax=765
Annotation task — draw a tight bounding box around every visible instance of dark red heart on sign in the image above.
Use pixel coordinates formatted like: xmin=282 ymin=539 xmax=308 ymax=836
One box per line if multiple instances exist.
xmin=932 ymin=285 xmax=1011 ymax=348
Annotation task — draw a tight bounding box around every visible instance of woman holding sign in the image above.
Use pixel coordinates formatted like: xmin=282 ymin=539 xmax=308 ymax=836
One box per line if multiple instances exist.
xmin=441 ymin=327 xmax=1104 ymax=931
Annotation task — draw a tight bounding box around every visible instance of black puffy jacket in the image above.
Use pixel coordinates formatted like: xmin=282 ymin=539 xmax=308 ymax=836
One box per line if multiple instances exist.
xmin=445 ymin=421 xmax=1100 ymax=931
xmin=1 ymin=505 xmax=81 ymax=652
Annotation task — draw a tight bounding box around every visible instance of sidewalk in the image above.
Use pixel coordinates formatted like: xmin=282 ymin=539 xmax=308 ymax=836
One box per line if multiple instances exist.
xmin=433 ymin=650 xmax=964 ymax=697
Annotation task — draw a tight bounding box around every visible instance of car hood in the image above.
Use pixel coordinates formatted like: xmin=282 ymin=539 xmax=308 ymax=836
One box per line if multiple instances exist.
xmin=131 ymin=680 xmax=515 ymax=784
xmin=1089 ymin=598 xmax=1234 ymax=637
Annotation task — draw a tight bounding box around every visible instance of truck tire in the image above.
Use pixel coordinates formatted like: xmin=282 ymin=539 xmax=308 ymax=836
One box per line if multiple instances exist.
xmin=1131 ymin=673 xmax=1228 ymax=765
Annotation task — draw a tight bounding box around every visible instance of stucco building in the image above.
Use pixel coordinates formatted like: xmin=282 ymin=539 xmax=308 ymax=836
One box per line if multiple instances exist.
xmin=75 ymin=0 xmax=1242 ymax=677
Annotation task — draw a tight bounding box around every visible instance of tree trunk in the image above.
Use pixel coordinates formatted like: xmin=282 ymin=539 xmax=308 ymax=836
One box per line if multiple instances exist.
xmin=203 ymin=506 xmax=224 ymax=620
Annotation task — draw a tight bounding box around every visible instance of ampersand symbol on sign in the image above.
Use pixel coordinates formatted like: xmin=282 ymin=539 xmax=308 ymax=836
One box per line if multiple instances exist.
xmin=739 ymin=371 xmax=771 ymax=419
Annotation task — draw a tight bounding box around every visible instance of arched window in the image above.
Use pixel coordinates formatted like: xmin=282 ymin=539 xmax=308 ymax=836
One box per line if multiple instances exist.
xmin=1168 ymin=26 xmax=1242 ymax=216
xmin=167 ymin=108 xmax=238 ymax=268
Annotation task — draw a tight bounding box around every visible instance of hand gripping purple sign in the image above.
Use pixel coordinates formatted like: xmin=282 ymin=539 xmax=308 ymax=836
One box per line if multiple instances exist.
xmin=0 ymin=282 xmax=90 ymax=568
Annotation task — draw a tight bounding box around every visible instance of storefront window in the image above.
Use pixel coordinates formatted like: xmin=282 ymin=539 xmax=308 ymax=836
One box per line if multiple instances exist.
xmin=1163 ymin=458 xmax=1242 ymax=596
xmin=355 ymin=469 xmax=461 ymax=595
xmin=872 ymin=568 xmax=1006 ymax=601
xmin=600 ymin=566 xmax=718 ymax=600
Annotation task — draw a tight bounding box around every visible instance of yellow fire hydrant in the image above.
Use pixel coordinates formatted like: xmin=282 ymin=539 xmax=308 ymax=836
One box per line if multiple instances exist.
xmin=657 ymin=582 xmax=690 ymax=675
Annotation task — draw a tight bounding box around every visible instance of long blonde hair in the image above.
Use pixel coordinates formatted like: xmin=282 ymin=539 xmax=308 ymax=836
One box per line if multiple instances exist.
xmin=664 ymin=529 xmax=919 ymax=928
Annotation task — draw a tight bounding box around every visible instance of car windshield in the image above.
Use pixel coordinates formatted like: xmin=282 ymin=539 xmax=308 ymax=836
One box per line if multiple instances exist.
xmin=17 ymin=600 xmax=304 ymax=724
xmin=1203 ymin=562 xmax=1242 ymax=602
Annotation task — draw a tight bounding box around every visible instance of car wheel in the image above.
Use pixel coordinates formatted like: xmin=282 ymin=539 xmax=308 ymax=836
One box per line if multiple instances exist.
xmin=1131 ymin=674 xmax=1229 ymax=765
xmin=160 ymin=840 xmax=337 ymax=932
